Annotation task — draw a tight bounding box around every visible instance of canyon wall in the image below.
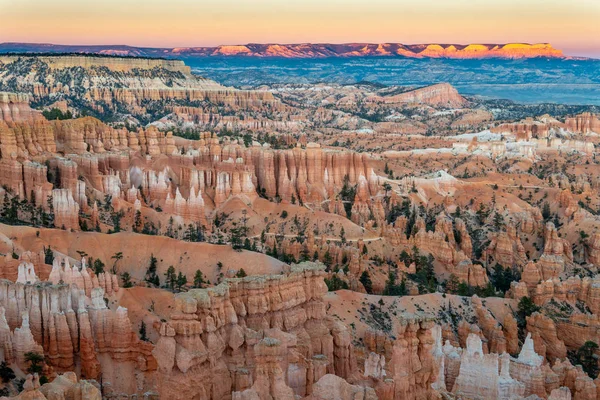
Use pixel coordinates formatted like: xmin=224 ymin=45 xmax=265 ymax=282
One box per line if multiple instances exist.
xmin=366 ymin=83 xmax=467 ymax=108
xmin=152 ymin=263 xmax=356 ymax=399
xmin=0 ymin=269 xmax=155 ymax=395
xmin=0 ymin=92 xmax=43 ymax=124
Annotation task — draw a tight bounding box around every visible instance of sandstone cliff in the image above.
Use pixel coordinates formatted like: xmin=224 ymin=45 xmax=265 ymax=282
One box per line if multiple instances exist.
xmin=366 ymin=83 xmax=467 ymax=108
xmin=152 ymin=263 xmax=356 ymax=399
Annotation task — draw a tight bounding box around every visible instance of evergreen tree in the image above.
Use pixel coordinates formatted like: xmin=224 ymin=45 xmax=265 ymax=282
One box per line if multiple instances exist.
xmin=111 ymin=211 xmax=124 ymax=233
xmin=322 ymin=250 xmax=333 ymax=270
xmin=93 ymin=259 xmax=105 ymax=275
xmin=339 ymin=174 xmax=356 ymax=218
xmin=493 ymin=212 xmax=505 ymax=230
xmin=1 ymin=195 xmax=19 ymax=224
xmin=383 ymin=270 xmax=408 ymax=296
xmin=569 ymin=341 xmax=600 ymax=378
xmin=476 ymin=203 xmax=489 ymax=224
xmin=542 ymin=202 xmax=552 ymax=221
xmin=229 ymin=226 xmax=244 ymax=250
xmin=176 ymin=271 xmax=187 ymax=291
xmin=324 ymin=275 xmax=349 ymax=291
xmin=121 ymin=272 xmax=133 ymax=288
xmin=457 ymin=282 xmax=471 ymax=296
xmin=516 ymin=296 xmax=540 ymax=329
xmin=490 ymin=264 xmax=520 ymax=294
xmin=0 ymin=362 xmax=15 ymax=383
xmin=145 ymin=254 xmax=160 ymax=286
xmin=183 ymin=223 xmax=204 ymax=242
xmin=299 ymin=246 xmax=310 ymax=262
xmin=139 ymin=321 xmax=148 ymax=342
xmin=24 ymin=352 xmax=44 ymax=374
xmin=359 ymin=271 xmax=373 ymax=294
xmin=164 ymin=266 xmax=176 ymax=290
xmin=44 ymin=246 xmax=54 ymax=265
xmin=400 ymin=250 xmax=411 ymax=267
xmin=340 ymin=227 xmax=346 ymax=244
xmin=193 ymin=270 xmax=205 ymax=288
xmin=134 ymin=210 xmax=142 ymax=232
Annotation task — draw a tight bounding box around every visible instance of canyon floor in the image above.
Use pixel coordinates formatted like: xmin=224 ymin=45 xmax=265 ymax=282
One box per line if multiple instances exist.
xmin=0 ymin=54 xmax=598 ymax=399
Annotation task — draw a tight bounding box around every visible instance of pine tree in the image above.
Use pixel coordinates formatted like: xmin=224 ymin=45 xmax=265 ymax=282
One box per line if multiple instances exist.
xmin=0 ymin=361 xmax=15 ymax=383
xmin=164 ymin=266 xmax=176 ymax=290
xmin=493 ymin=212 xmax=505 ymax=230
xmin=134 ymin=210 xmax=142 ymax=232
xmin=145 ymin=254 xmax=160 ymax=286
xmin=193 ymin=269 xmax=205 ymax=288
xmin=121 ymin=272 xmax=133 ymax=288
xmin=359 ymin=271 xmax=373 ymax=294
xmin=93 ymin=259 xmax=105 ymax=275
xmin=139 ymin=321 xmax=148 ymax=342
xmin=24 ymin=352 xmax=44 ymax=374
xmin=542 ymin=202 xmax=551 ymax=221
xmin=176 ymin=271 xmax=187 ymax=291
xmin=569 ymin=341 xmax=600 ymax=378
xmin=44 ymin=246 xmax=54 ymax=265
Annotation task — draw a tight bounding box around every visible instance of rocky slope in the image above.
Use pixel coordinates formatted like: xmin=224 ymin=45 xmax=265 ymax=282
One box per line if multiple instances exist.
xmin=0 ymin=55 xmax=278 ymax=123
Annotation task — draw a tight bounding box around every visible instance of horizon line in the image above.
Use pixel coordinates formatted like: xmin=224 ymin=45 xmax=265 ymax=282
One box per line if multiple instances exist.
xmin=2 ymin=40 xmax=598 ymax=59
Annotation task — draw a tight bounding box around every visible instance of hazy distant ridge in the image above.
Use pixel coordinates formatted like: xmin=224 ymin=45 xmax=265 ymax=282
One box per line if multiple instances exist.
xmin=0 ymin=42 xmax=570 ymax=59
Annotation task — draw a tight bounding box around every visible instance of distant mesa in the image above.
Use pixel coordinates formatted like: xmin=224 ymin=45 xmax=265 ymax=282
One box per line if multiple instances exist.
xmin=0 ymin=42 xmax=567 ymax=59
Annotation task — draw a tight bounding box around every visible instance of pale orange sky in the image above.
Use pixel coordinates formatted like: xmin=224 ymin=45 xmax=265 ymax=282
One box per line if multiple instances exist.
xmin=1 ymin=0 xmax=599 ymax=57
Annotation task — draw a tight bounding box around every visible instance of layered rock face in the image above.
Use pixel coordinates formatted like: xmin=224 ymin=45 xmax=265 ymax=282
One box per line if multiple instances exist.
xmin=0 ymin=158 xmax=53 ymax=205
xmin=144 ymin=139 xmax=377 ymax=213
xmin=48 ymin=256 xmax=120 ymax=297
xmin=510 ymin=274 xmax=600 ymax=315
xmin=0 ymin=106 xmax=383 ymax=233
xmin=565 ymin=113 xmax=600 ymax=134
xmin=0 ymin=278 xmax=155 ymax=384
xmin=382 ymin=214 xmax=487 ymax=286
xmin=158 ymin=102 xmax=297 ymax=134
xmin=7 ymin=371 xmax=101 ymax=400
xmin=439 ymin=331 xmax=593 ymax=400
xmin=306 ymin=374 xmax=377 ymax=400
xmin=357 ymin=312 xmax=595 ymax=400
xmin=0 ymin=92 xmax=43 ymax=123
xmin=0 ymin=56 xmax=278 ymax=119
xmin=52 ymin=188 xmax=80 ymax=231
xmin=249 ymin=143 xmax=376 ymax=205
xmin=487 ymin=223 xmax=527 ymax=267
xmin=381 ymin=318 xmax=441 ymax=399
xmin=492 ymin=117 xmax=553 ymax=139
xmin=0 ymin=118 xmax=56 ymax=158
xmin=449 ymin=333 xmax=525 ymax=399
xmin=152 ymin=264 xmax=356 ymax=399
xmin=366 ymin=83 xmax=467 ymax=108
xmin=0 ymin=55 xmax=193 ymax=74
xmin=492 ymin=113 xmax=600 ymax=138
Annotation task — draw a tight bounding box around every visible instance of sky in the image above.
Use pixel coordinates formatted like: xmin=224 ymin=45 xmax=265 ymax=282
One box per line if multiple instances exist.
xmin=1 ymin=0 xmax=599 ymax=57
